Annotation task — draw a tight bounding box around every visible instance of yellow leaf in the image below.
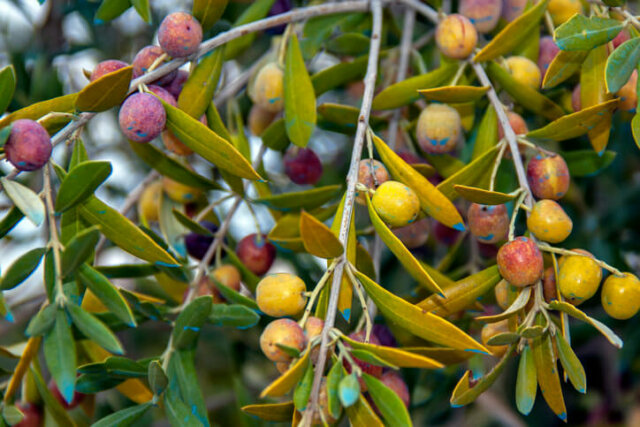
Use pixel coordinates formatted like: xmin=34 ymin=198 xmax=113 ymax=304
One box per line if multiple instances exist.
xmin=402 ymin=347 xmax=473 ymax=365
xmin=474 ymin=0 xmax=549 ymax=62
xmin=75 ymin=66 xmax=133 ymax=112
xmin=365 ymin=194 xmax=444 ymax=295
xmin=260 ymin=346 xmax=310 ymax=398
xmin=345 ymin=394 xmax=384 ymax=426
xmin=156 ymin=272 xmax=188 ymax=303
xmin=0 ymin=93 xmax=78 ymax=134
xmin=453 ymin=185 xmax=517 ymax=205
xmin=300 ymin=211 xmax=344 ymax=259
xmin=372 ymin=134 xmax=465 ymax=231
xmin=342 ymin=335 xmax=443 ymax=369
xmin=580 ymin=44 xmax=613 ymax=154
xmin=419 ymin=85 xmax=490 ymax=103
xmin=437 ymin=146 xmax=501 ymax=200
xmin=532 ymin=333 xmax=567 ymax=421
xmin=4 ymin=337 xmax=41 ymax=403
xmin=542 ymin=49 xmax=588 ymax=89
xmin=329 ymin=193 xmax=355 ymax=321
xmin=355 ymin=271 xmax=490 ymax=354
xmin=241 ymin=401 xmax=294 ymax=422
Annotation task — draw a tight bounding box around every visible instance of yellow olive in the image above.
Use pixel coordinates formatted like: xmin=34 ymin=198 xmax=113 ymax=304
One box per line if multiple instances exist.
xmin=259 ymin=318 xmax=306 ymax=362
xmin=371 ymin=181 xmax=421 ymax=228
xmin=558 ymin=251 xmax=602 ymax=305
xmin=601 ymin=273 xmax=640 ymax=320
xmin=526 ymin=199 xmax=573 ymax=243
xmin=256 ymin=273 xmax=307 ymax=317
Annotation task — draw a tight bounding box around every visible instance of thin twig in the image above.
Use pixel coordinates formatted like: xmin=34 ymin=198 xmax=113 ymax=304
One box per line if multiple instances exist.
xmin=306 ymin=0 xmax=384 ymax=421
xmin=43 ymin=163 xmax=65 ymax=305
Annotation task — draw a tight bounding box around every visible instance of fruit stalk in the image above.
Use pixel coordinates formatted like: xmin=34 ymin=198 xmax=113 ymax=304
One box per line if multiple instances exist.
xmin=307 ymin=0 xmax=383 ymax=420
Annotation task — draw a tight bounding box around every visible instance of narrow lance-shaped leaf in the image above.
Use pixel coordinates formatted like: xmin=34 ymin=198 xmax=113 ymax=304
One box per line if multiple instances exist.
xmin=300 ymin=210 xmax=344 ymax=258
xmin=178 ymin=48 xmax=224 ymax=119
xmin=44 ymin=308 xmax=77 ymax=405
xmin=476 ymin=285 xmax=532 ymax=323
xmin=453 ymin=185 xmax=517 ymax=205
xmin=515 ymin=344 xmax=537 ymax=415
xmin=472 ymin=106 xmax=498 ymax=159
xmin=605 ymin=38 xmax=640 ymax=94
xmin=371 ymin=134 xmax=465 ymax=231
xmin=26 ymin=304 xmax=57 ymax=337
xmin=172 ymin=296 xmax=213 ymax=350
xmin=419 ymin=85 xmax=489 ymax=103
xmin=363 ymin=373 xmax=412 ymax=427
xmin=342 ymin=335 xmax=443 ymax=369
xmin=284 ymin=33 xmax=317 ymax=147
xmin=437 ymin=145 xmax=502 ymax=200
xmin=192 ymin=0 xmax=228 ymax=31
xmin=253 ymin=185 xmax=342 ymax=211
xmin=260 ymin=348 xmax=311 ymax=397
xmin=0 ymin=93 xmax=77 ymax=132
xmin=563 ymin=149 xmax=617 ymax=177
xmin=66 ymin=303 xmax=124 ymax=354
xmin=130 ymin=0 xmax=150 ymax=23
xmin=163 ymin=388 xmax=201 ymax=426
xmin=581 ymin=44 xmax=612 ymax=154
xmin=554 ymin=15 xmax=623 ymax=51
xmin=474 ymin=0 xmax=549 ymax=62
xmin=326 ymin=361 xmax=343 ymax=419
xmin=30 ymin=364 xmax=75 ymax=426
xmin=241 ymin=402 xmax=295 ymax=422
xmin=355 ymin=271 xmax=490 ymax=354
xmin=75 ymin=66 xmax=133 ymax=112
xmin=208 ymin=304 xmax=260 ymax=329
xmin=91 ymin=402 xmax=153 ymax=427
xmin=293 ymin=362 xmax=314 ymax=410
xmin=167 ymin=348 xmax=210 ymax=427
xmin=555 ymin=332 xmax=586 ymax=393
xmin=55 ymin=161 xmax=112 ymax=212
xmin=0 ymin=64 xmax=16 ymax=113
xmin=542 ymin=49 xmax=588 ymax=89
xmin=0 ymin=248 xmax=45 ymax=291
xmin=224 ymin=0 xmax=275 ymax=59
xmin=532 ymin=332 xmax=567 ymax=421
xmin=1 ymin=178 xmax=45 ymax=226
xmin=548 ymin=300 xmax=623 ymax=348
xmin=61 ymin=226 xmax=100 ymax=277
xmin=365 ymin=194 xmax=443 ymax=295
xmin=94 ymin=0 xmax=130 ymax=23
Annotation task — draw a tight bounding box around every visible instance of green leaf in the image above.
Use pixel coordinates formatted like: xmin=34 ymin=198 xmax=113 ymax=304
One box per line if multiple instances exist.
xmin=312 ymin=54 xmax=370 ymax=96
xmin=105 ymin=356 xmax=147 ymax=377
xmin=372 ymin=134 xmax=465 ymax=230
xmin=164 ymin=388 xmax=201 ymax=426
xmin=172 ymin=296 xmax=213 ymax=350
xmin=453 ymin=185 xmax=517 ymax=205
xmin=260 ymin=346 xmax=310 ymax=398
xmin=350 ymin=349 xmax=399 ymax=369
xmin=293 ymin=362 xmax=314 ymax=410
xmin=224 ymin=249 xmax=260 ymax=291
xmin=326 ymin=33 xmax=370 ymax=56
xmin=178 ymin=49 xmax=224 ymax=120
xmin=77 ymin=264 xmax=137 ymax=327
xmin=26 ymin=304 xmax=57 ymax=336
xmin=486 ymin=332 xmax=520 ymax=346
xmin=30 ymin=365 xmax=75 ymax=426
xmin=563 ymin=150 xmax=616 ymax=177
xmin=372 ymin=64 xmax=457 ymax=110
xmin=284 ymin=34 xmax=317 ymax=147
xmin=0 ymin=207 xmax=23 ymax=239
xmin=345 ymin=393 xmax=383 ymax=426
xmin=548 ymin=300 xmax=623 ymax=348
xmin=542 ymin=49 xmax=588 ymax=89
xmin=318 ymin=103 xmax=386 ymax=134
xmin=55 ymin=161 xmax=112 ymax=212
xmin=2 ymin=405 xmax=24 ymax=426
xmin=326 ymin=361 xmax=344 ymax=418
xmin=554 ymin=15 xmax=623 ymax=51
xmin=365 ymin=195 xmax=443 ymax=295
xmin=555 ymin=333 xmax=586 ymax=393
xmin=209 ymin=303 xmax=260 ymax=328
xmin=605 ymin=38 xmax=640 ymax=93
xmin=355 ymin=271 xmax=489 ymax=354
xmin=163 ymin=101 xmax=262 ymax=180
xmin=0 ymin=124 xmax=11 ymax=148
xmin=172 ymin=209 xmax=213 ymax=236
xmin=474 ymin=0 xmax=549 ymax=62
xmin=78 ymin=195 xmax=178 ymax=266
xmin=130 ymin=0 xmax=150 ymax=23
xmin=526 ymin=99 xmax=619 ymax=141
xmin=532 ymin=333 xmax=567 ymax=421
xmin=417 ymin=265 xmax=501 ymax=317
xmin=581 ymin=44 xmax=612 ymax=153
xmin=253 ymin=185 xmax=342 ymax=211
xmin=91 ymin=402 xmax=153 ymax=427
xmin=128 ymin=141 xmax=221 ymax=190
xmin=515 ymin=344 xmax=537 ymax=415
xmin=486 ymin=62 xmax=564 ymax=121
xmin=0 ymin=248 xmax=45 ymax=291
xmin=362 ymin=373 xmax=412 ymax=427
xmin=167 ymin=349 xmax=209 ymax=426
xmin=95 ymin=0 xmax=130 ymax=22
xmin=259 ymin=117 xmax=288 ymax=151
xmin=213 ymin=281 xmax=259 ymax=310
xmin=44 ymin=308 xmax=77 ymax=405
xmin=241 ymin=402 xmax=294 ymax=422
xmin=158 ymin=193 xmax=188 ymax=257
xmin=437 ymin=145 xmax=501 ymax=200
xmin=1 ymin=178 xmax=45 ymax=226
xmin=148 ymin=360 xmax=168 ymax=395
xmin=67 ymin=303 xmax=124 ymax=354
xmin=633 ymin=112 xmax=640 ymax=150
xmin=0 ymin=94 xmax=77 ymax=133
xmin=61 ymin=226 xmax=100 ymax=277
xmin=419 ymin=85 xmax=489 ymax=103
xmin=0 ymin=65 xmax=16 ymax=113
xmin=193 ymin=0 xmax=228 ymax=31
xmin=299 ymin=210 xmax=343 ymax=258
xmin=76 ymin=66 xmax=133 ymax=112
xmin=450 ymin=346 xmax=515 ymax=406
xmin=224 ymin=0 xmax=275 ymax=59
xmin=339 ymin=373 xmax=360 ymax=407
xmin=476 ymin=286 xmax=532 ymax=323
xmin=76 ymin=374 xmax=123 ymax=394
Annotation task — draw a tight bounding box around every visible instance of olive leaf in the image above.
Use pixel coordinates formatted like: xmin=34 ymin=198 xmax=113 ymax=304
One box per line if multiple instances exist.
xmin=0 ymin=64 xmax=16 ymax=113
xmin=554 ymin=15 xmax=623 ymax=51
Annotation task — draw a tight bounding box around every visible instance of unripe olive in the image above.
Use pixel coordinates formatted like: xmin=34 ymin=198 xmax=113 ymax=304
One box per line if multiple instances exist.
xmin=526 ymin=199 xmax=573 ymax=243
xmin=158 ymin=12 xmax=203 ymax=58
xmin=505 ymin=56 xmax=541 ymax=89
xmin=90 ymin=59 xmax=128 ymax=81
xmin=601 ymin=273 xmax=640 ymax=320
xmin=416 ymin=104 xmax=462 ymax=154
xmin=162 ymin=177 xmax=202 ymax=204
xmin=498 ymin=111 xmax=528 ymax=140
xmin=435 ymin=14 xmax=478 ymax=59
xmin=497 ymin=237 xmax=544 ymax=287
xmin=392 ymin=217 xmax=430 ymax=249
xmin=467 ymin=203 xmax=509 ymax=244
xmin=211 ymin=264 xmax=242 ymax=292
xmin=119 ymin=93 xmax=166 ymax=143
xmin=537 ymin=36 xmax=560 ymax=80
xmin=260 ymin=318 xmax=306 ymax=362
xmin=542 ymin=266 xmax=558 ymax=303
xmin=251 ymin=62 xmax=284 ymax=113
xmin=372 ymin=181 xmax=421 ymax=228
xmin=558 ymin=250 xmax=602 ymax=305
xmin=304 ymin=316 xmax=325 ymax=364
xmin=256 ymin=273 xmax=307 ymax=317
xmin=137 ymin=181 xmax=163 ymax=222
xmin=344 ymin=331 xmax=383 ymax=381
xmin=380 ymin=371 xmax=410 ymax=408
xmin=481 ymin=320 xmax=510 ymax=357
xmin=132 ymin=45 xmax=176 ymax=85
xmin=572 ymin=85 xmax=581 ymax=112
xmin=548 ymin=0 xmax=583 ymax=26
xmin=356 ymin=159 xmax=390 ymax=205
xmin=248 ymin=104 xmax=278 ymax=136
xmin=4 ymin=119 xmax=52 ymax=171
xmin=459 ymin=0 xmax=502 ymax=33
xmin=501 ymin=0 xmax=527 ymax=22
xmin=526 ymin=153 xmax=570 ymax=200
xmin=237 ymin=233 xmax=277 ymax=276
xmin=494 ymin=279 xmax=510 ymax=310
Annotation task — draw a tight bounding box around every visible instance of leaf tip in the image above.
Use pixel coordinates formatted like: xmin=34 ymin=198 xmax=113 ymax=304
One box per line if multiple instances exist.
xmin=558 ymin=412 xmax=567 ymax=422
xmin=341 ymin=308 xmax=351 ymax=321
xmin=452 ymin=222 xmax=466 ymax=232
